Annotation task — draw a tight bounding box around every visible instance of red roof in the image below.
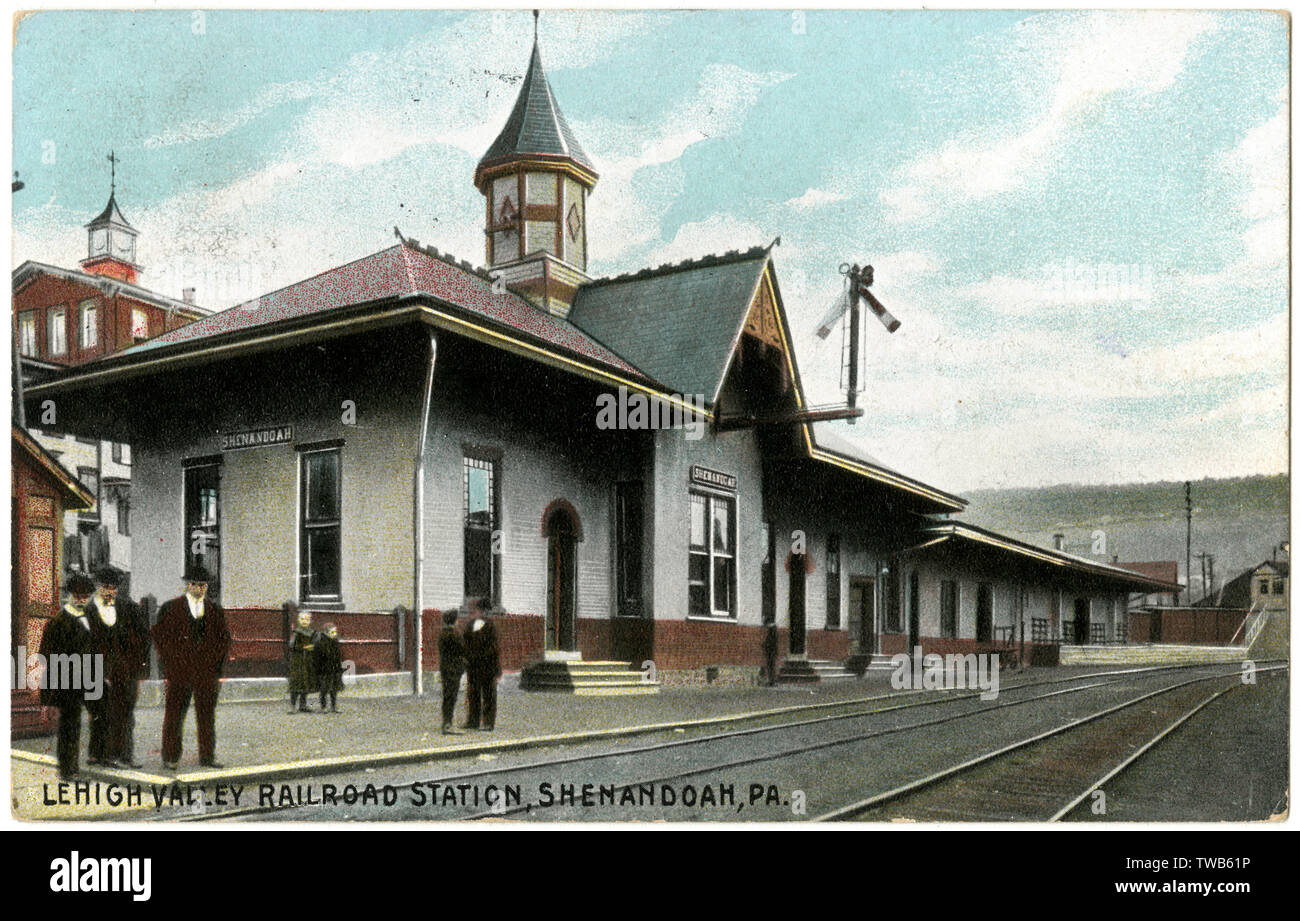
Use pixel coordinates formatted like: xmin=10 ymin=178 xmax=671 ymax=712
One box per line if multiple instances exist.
xmin=1118 ymin=561 xmax=1181 ymax=585
xmin=123 ymin=244 xmax=647 ymax=380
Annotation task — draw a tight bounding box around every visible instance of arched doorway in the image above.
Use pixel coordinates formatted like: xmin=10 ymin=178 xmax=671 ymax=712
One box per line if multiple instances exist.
xmin=544 ymin=504 xmax=579 ymax=652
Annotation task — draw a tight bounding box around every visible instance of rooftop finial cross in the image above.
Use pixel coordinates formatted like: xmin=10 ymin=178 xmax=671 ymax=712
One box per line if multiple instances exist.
xmin=533 ymin=8 xmax=539 ymax=41
xmin=107 ymin=150 xmax=119 ymax=195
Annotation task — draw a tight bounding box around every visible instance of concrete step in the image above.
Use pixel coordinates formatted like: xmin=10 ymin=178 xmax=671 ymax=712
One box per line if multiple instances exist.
xmin=520 ymin=658 xmax=660 ymax=695
xmin=807 ymin=660 xmax=859 ymax=680
xmin=776 ymin=659 xmax=821 ymax=684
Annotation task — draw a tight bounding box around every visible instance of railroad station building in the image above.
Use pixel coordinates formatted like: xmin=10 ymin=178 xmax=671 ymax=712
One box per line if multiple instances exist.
xmin=21 ymin=35 xmax=1174 ymax=690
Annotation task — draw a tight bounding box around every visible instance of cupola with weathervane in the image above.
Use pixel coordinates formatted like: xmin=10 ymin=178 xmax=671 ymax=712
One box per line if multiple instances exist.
xmin=80 ymin=151 xmax=141 ymax=285
xmin=474 ymin=14 xmax=597 ymax=318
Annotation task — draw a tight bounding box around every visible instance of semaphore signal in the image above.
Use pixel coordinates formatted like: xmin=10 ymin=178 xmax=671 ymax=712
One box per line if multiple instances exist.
xmin=815 ymin=262 xmax=902 ymax=422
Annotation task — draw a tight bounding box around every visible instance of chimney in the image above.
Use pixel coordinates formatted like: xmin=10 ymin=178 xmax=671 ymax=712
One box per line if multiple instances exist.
xmin=1053 ymin=533 xmax=1065 ymax=551
xmin=182 ymin=287 xmax=196 ymax=305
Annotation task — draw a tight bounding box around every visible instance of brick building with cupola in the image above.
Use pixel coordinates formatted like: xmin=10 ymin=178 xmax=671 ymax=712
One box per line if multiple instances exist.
xmin=13 ymin=177 xmax=211 ymax=591
xmin=22 ymin=30 xmax=1173 ymax=695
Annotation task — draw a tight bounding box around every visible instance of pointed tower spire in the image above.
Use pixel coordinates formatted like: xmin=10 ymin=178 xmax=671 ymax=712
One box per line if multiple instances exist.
xmin=474 ymin=14 xmax=598 ymax=318
xmin=81 ymin=152 xmax=141 ymax=284
xmin=475 ymin=34 xmax=596 ymax=180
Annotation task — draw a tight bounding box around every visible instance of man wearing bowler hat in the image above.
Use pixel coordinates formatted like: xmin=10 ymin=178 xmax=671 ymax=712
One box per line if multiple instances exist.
xmin=38 ymin=572 xmax=98 ymax=778
xmin=87 ymin=566 xmax=150 ymax=768
xmin=152 ymin=564 xmax=231 ymax=769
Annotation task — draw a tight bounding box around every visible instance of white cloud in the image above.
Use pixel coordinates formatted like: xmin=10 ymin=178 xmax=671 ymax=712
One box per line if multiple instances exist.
xmin=1225 ymin=101 xmax=1289 ymax=269
xmin=640 ymin=213 xmax=769 ymax=268
xmin=785 ymin=187 xmax=848 ymax=210
xmin=880 ymin=11 xmax=1219 ymax=222
xmin=142 ymin=80 xmax=317 ymax=149
xmin=582 ymin=63 xmax=793 ymax=267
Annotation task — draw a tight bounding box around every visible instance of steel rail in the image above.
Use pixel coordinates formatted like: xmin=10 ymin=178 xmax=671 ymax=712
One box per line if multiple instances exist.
xmin=168 ymin=661 xmax=1275 ymax=823
xmin=814 ymin=664 xmax=1287 ymax=822
xmin=456 ymin=664 xmax=1269 ymax=822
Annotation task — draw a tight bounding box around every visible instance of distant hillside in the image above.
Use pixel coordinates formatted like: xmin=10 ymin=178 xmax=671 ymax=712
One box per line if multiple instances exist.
xmin=962 ymin=475 xmax=1290 ymax=594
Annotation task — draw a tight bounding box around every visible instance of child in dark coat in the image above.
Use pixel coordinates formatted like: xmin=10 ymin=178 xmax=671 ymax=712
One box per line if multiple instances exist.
xmin=313 ymin=623 xmax=344 ymax=712
xmin=288 ymin=607 xmax=317 ymax=713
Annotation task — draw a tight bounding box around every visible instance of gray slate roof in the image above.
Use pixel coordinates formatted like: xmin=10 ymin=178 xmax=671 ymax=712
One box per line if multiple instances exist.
xmin=810 ymin=423 xmax=895 ymax=474
xmin=567 ymin=248 xmax=770 ymax=401
xmin=85 ymin=192 xmax=134 ymax=230
xmin=478 ymin=41 xmax=595 ymax=174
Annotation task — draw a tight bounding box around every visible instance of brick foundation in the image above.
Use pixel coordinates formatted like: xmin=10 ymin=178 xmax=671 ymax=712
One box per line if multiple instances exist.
xmin=225 ymin=607 xmax=402 ymax=678
xmin=420 ymin=610 xmax=545 ymax=671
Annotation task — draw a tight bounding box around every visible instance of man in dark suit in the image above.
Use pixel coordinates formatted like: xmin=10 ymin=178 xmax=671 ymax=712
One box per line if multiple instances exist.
xmin=87 ymin=566 xmax=150 ymax=768
xmin=38 ymin=573 xmax=98 ymax=779
xmin=762 ymin=624 xmax=779 ymax=687
xmin=152 ymin=564 xmax=231 ymax=770
xmin=462 ymin=597 xmax=500 ymax=731
xmin=437 ymin=609 xmax=466 ymax=734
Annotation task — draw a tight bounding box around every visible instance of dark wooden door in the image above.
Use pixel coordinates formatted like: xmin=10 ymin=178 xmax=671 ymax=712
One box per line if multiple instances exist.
xmin=788 ymin=554 xmax=807 ymax=656
xmin=908 ymin=571 xmax=921 ymax=648
xmin=976 ymin=583 xmax=993 ymax=642
xmin=547 ymin=513 xmax=577 ymax=651
xmin=849 ymin=578 xmax=875 ymax=655
xmin=1073 ymin=598 xmax=1090 ymax=646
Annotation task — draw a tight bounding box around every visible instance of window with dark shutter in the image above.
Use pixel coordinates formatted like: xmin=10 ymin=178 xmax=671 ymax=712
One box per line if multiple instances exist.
xmin=615 ymin=481 xmax=643 ymax=616
xmin=940 ymin=580 xmax=958 ymax=638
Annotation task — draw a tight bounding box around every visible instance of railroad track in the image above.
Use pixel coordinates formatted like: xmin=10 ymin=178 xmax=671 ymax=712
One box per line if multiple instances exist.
xmin=816 ymin=664 xmax=1288 ymax=822
xmin=169 ymin=661 xmax=1279 ymax=822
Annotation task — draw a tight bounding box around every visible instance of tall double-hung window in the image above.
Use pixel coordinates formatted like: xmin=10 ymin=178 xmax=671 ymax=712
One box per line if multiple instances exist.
xmin=463 ymin=453 xmax=500 ymax=605
xmin=48 ymin=306 xmax=66 ymax=355
xmin=79 ymin=300 xmax=97 ymax=349
xmin=689 ymin=492 xmax=736 ymax=617
xmin=300 ymin=448 xmax=342 ymax=603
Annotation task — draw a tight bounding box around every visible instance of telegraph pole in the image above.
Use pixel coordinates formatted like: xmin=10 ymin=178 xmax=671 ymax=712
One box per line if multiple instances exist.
xmin=1196 ymin=551 xmax=1210 ymax=604
xmin=1184 ymin=482 xmax=1192 ymax=605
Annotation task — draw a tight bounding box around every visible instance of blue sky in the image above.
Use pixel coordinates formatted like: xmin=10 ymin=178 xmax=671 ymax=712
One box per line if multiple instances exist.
xmin=11 ymin=9 xmax=1289 ymax=491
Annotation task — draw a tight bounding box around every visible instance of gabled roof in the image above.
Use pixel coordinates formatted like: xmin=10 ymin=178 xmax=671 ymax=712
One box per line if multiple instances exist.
xmin=86 ymin=192 xmax=134 ymax=230
xmin=567 ymin=247 xmax=771 ymax=401
xmin=1119 ymin=561 xmax=1181 ymax=586
xmin=13 ymin=260 xmax=209 ymax=316
xmin=916 ymin=521 xmax=1183 ymax=593
xmin=1212 ymin=559 xmax=1289 ymax=608
xmin=12 ymin=426 xmax=95 ymax=510
xmin=476 ymin=40 xmax=595 ymax=180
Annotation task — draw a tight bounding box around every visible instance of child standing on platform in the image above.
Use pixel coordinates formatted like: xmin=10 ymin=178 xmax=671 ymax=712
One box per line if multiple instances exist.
xmin=288 ymin=607 xmax=317 ymax=713
xmin=314 ymin=623 xmax=344 ymax=712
